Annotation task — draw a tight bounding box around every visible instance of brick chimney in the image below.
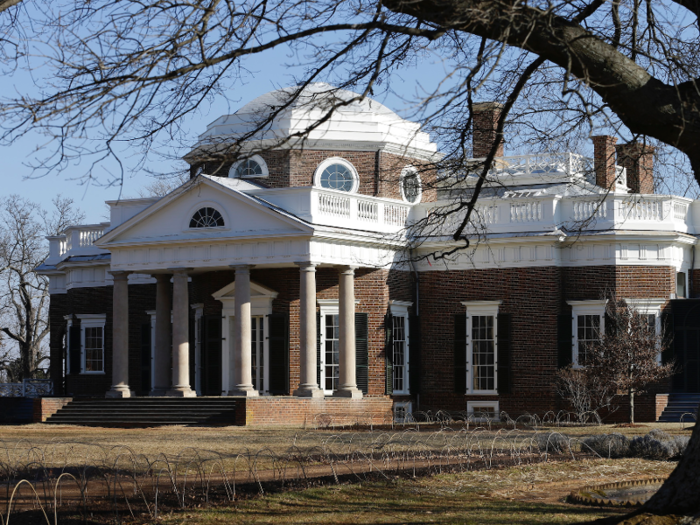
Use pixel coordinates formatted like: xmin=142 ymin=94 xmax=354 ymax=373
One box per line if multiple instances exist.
xmin=615 ymin=142 xmax=655 ymax=194
xmin=592 ymin=135 xmax=618 ymax=191
xmin=472 ymin=102 xmax=504 ymax=158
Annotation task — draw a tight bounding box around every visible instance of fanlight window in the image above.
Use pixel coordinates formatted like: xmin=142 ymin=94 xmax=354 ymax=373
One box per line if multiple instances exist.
xmin=189 ymin=207 xmax=224 ymax=228
xmin=236 ymin=159 xmax=263 ymax=178
xmin=401 ymin=168 xmax=422 ymax=203
xmin=320 ymin=163 xmax=356 ymax=192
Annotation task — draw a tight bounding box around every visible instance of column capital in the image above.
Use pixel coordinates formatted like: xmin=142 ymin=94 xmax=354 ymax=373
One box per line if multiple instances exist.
xmin=230 ymin=264 xmax=254 ymax=272
xmin=337 ymin=265 xmax=358 ymax=275
xmin=108 ymin=270 xmax=131 ymax=280
xmin=295 ymin=261 xmax=319 ymax=271
xmin=168 ymin=267 xmax=193 ymax=275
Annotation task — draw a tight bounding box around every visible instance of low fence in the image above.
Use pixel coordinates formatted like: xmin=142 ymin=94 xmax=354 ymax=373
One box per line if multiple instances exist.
xmin=0 ymin=379 xmax=52 ymax=398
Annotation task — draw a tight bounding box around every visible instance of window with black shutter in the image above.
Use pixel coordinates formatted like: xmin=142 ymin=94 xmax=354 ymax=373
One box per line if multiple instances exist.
xmin=140 ymin=323 xmax=152 ymax=393
xmin=497 ymin=314 xmax=512 ymax=394
xmin=454 ymin=314 xmax=467 ymax=393
xmin=385 ymin=312 xmax=393 ymax=395
xmin=557 ymin=313 xmax=573 ymax=368
xmin=68 ymin=324 xmax=81 ymax=375
xmin=355 ymin=312 xmax=369 ymax=395
xmin=267 ymin=313 xmax=289 ymax=395
xmin=409 ymin=314 xmax=421 ymax=395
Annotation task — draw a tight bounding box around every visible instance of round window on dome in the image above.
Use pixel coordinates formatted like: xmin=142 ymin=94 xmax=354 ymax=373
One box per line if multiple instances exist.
xmin=314 ymin=158 xmax=358 ymax=193
xmin=229 ymin=155 xmax=269 ymax=178
xmin=189 ymin=207 xmax=225 ymax=228
xmin=400 ymin=167 xmax=422 ymax=204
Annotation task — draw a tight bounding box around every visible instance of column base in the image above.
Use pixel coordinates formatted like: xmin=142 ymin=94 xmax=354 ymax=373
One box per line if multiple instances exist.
xmin=106 ymin=387 xmax=134 ymax=399
xmin=166 ymin=387 xmax=197 ymax=397
xmin=293 ymin=385 xmax=325 ymax=398
xmin=333 ymin=388 xmax=363 ymax=399
xmin=149 ymin=389 xmax=169 ymax=397
xmin=228 ymin=388 xmax=259 ymax=397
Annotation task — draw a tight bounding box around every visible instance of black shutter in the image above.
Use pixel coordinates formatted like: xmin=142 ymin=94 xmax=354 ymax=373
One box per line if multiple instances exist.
xmin=454 ymin=314 xmax=467 ymax=394
xmin=385 ymin=312 xmax=394 ymax=395
xmin=604 ymin=310 xmax=618 ymax=339
xmin=557 ymin=313 xmax=573 ymax=368
xmin=409 ymin=314 xmax=421 ymax=395
xmin=267 ymin=313 xmax=289 ymax=395
xmin=317 ymin=311 xmax=322 ymax=388
xmin=69 ymin=325 xmax=81 ymax=375
xmin=661 ymin=310 xmax=674 ymax=365
xmin=189 ymin=315 xmax=196 ymax=390
xmin=140 ymin=323 xmax=152 ymax=393
xmin=497 ymin=313 xmax=512 ymax=394
xmin=355 ymin=312 xmax=369 ymax=395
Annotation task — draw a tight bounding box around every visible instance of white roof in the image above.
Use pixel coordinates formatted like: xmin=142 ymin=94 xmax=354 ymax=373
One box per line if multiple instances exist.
xmin=194 ymin=83 xmax=437 ymax=157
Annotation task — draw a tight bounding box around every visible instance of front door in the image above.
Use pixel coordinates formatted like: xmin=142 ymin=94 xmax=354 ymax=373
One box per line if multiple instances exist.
xmin=670 ymin=299 xmax=700 ymax=393
xmin=200 ymin=315 xmax=223 ymax=395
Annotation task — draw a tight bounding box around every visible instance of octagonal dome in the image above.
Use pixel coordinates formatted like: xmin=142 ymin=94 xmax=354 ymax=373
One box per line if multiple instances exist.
xmin=193 ymin=83 xmax=438 ymax=159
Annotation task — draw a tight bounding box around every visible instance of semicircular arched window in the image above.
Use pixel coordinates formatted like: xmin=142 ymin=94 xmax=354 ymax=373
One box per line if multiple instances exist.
xmin=189 ymin=207 xmax=225 ymax=228
xmin=229 ymin=155 xmax=269 ymax=179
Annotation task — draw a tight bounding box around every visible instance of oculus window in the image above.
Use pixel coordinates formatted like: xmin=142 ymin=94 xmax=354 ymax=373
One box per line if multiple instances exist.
xmin=189 ymin=207 xmax=224 ymax=228
xmin=400 ymin=167 xmax=422 ymax=203
xmin=314 ymin=158 xmax=359 ymax=193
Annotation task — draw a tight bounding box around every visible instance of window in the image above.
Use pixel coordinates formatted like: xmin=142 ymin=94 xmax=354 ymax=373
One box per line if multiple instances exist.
xmin=625 ymin=298 xmax=665 ymax=363
xmin=568 ymin=300 xmax=606 ymax=367
xmin=467 ymin=400 xmax=499 ymax=421
xmin=314 ymin=158 xmax=359 ymax=193
xmin=394 ymin=401 xmax=413 ymax=423
xmin=189 ymin=207 xmax=224 ymax=228
xmin=323 ymin=312 xmax=341 ymax=393
xmin=461 ymin=301 xmax=501 ymax=394
xmin=400 ymin=167 xmax=422 ymax=204
xmin=76 ymin=314 xmax=106 ymax=374
xmin=677 ymin=272 xmax=687 ymax=298
xmin=389 ymin=301 xmax=412 ymax=394
xmin=230 ymin=155 xmax=268 ymax=178
xmin=251 ymin=316 xmax=265 ymax=391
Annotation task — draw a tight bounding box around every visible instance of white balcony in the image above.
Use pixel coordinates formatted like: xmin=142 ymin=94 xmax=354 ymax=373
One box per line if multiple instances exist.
xmin=46 ymin=223 xmax=111 ymax=265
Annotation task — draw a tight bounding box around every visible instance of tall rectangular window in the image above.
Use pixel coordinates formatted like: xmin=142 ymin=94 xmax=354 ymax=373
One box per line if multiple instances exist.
xmin=251 ymin=316 xmax=264 ymax=392
xmin=471 ymin=315 xmax=495 ymax=391
xmin=324 ymin=314 xmax=340 ymax=392
xmin=83 ymin=326 xmax=104 ymax=372
xmin=392 ymin=315 xmax=407 ymax=392
xmin=577 ymin=314 xmax=600 ymax=366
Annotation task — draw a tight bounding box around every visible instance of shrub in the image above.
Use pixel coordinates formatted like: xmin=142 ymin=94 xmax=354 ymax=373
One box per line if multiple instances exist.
xmin=629 ymin=435 xmax=674 ymax=460
xmin=582 ymin=433 xmax=630 ymax=458
xmin=534 ymin=433 xmax=571 ymax=454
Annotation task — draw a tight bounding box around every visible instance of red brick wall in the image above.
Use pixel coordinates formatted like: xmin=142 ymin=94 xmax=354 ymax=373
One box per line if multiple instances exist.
xmin=33 ymin=397 xmax=73 ymax=422
xmin=236 ymin=396 xmax=393 ymax=427
xmin=593 ymin=135 xmax=618 ymax=191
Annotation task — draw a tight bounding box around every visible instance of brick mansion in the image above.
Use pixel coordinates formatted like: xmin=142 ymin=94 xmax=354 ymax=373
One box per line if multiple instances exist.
xmin=36 ymin=83 xmax=700 ymax=424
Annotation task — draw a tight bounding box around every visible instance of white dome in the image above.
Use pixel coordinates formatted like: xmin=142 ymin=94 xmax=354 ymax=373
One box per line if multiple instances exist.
xmin=195 ymin=83 xmax=438 ymax=159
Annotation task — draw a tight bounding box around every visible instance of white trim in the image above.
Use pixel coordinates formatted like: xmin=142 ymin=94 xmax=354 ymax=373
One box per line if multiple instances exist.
xmin=400 ymin=166 xmax=422 ymax=204
xmin=393 ymin=401 xmax=413 ymax=423
xmin=464 ymin=302 xmax=500 ymax=394
xmin=79 ymin=315 xmax=106 ymax=374
xmin=390 ymin=303 xmax=411 ymax=395
xmin=229 ymin=154 xmax=269 ymax=179
xmin=319 ymin=300 xmax=340 ymax=395
xmin=313 ymin=157 xmax=359 ymax=193
xmin=567 ymin=300 xmax=606 ymax=368
xmin=624 ymin=298 xmax=666 ymax=362
xmin=467 ymin=400 xmax=500 ymax=421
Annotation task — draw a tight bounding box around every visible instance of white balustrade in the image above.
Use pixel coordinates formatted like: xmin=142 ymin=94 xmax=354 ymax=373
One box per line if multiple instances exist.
xmin=318 ymin=193 xmax=351 ymax=218
xmin=510 ymin=201 xmax=542 ymax=223
xmin=357 ymin=199 xmax=378 ymax=222
xmin=384 ymin=204 xmax=409 ymax=226
xmin=620 ymin=199 xmax=664 ymax=221
xmin=573 ymin=200 xmax=607 ymax=221
xmin=674 ymin=201 xmax=689 ymax=221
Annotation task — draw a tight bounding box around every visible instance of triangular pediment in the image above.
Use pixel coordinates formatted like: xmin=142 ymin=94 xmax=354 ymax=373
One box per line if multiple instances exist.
xmin=212 ymin=280 xmax=279 ymax=301
xmin=97 ymin=177 xmax=312 ymax=247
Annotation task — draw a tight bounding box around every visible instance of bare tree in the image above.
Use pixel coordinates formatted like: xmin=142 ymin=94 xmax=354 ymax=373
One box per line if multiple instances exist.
xmin=0 ymin=195 xmax=83 ymax=380
xmin=556 ymin=365 xmax=618 ymax=425
xmin=588 ymin=299 xmax=674 ymax=426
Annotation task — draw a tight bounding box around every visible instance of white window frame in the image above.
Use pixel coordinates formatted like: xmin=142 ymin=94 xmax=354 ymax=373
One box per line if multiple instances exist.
xmin=318 ymin=299 xmax=341 ymax=396
xmin=467 ymin=400 xmax=500 ymax=422
xmin=229 ymin=154 xmax=269 ymax=179
xmin=313 ymin=157 xmax=360 ymax=193
xmin=389 ymin=301 xmax=413 ymax=395
xmin=64 ymin=315 xmax=73 ymax=375
xmin=393 ymin=401 xmax=413 ymax=423
xmin=182 ymin=200 xmax=230 ymax=232
xmin=624 ymin=298 xmax=665 ymax=363
xmin=568 ymin=300 xmax=606 ymax=368
xmin=400 ymin=166 xmax=422 ymax=204
xmin=76 ymin=314 xmax=106 ymax=374
xmin=461 ymin=300 xmax=501 ymax=395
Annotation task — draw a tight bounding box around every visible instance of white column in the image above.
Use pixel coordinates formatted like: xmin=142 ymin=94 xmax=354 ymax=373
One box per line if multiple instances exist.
xmin=334 ymin=266 xmax=362 ymax=398
xmin=167 ymin=268 xmax=196 ymax=397
xmin=294 ymin=262 xmax=323 ymax=397
xmin=229 ymin=265 xmax=258 ymax=397
xmin=106 ymin=271 xmax=133 ymax=398
xmin=150 ymin=274 xmax=171 ymax=396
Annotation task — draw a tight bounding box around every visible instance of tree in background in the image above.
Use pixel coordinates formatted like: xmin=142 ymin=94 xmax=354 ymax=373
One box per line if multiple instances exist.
xmin=589 ymin=299 xmax=675 ymax=426
xmin=0 ymin=195 xmax=83 ymax=380
xmin=555 ymin=365 xmax=618 ymax=424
